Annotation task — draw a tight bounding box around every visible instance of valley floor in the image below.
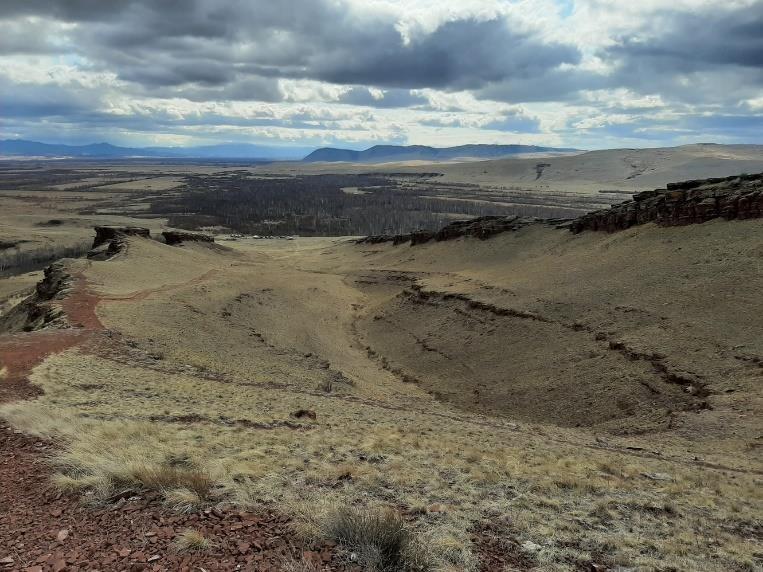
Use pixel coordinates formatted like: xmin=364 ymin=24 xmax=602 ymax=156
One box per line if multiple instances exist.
xmin=1 ymin=221 xmax=762 ymax=571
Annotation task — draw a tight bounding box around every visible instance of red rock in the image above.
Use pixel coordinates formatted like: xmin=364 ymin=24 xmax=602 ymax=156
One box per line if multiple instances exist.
xmin=131 ymin=551 xmax=146 ymax=562
xmin=52 ymin=558 xmax=67 ymax=572
xmin=118 ymin=548 xmax=132 ymax=558
xmin=237 ymin=541 xmax=251 ymax=554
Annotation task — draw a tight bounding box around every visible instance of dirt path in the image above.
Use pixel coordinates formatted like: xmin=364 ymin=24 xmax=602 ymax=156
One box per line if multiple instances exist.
xmin=0 ymin=266 xmax=352 ymax=572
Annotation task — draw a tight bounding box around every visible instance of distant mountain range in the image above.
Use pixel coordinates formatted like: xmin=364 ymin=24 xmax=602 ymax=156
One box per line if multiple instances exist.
xmin=0 ymin=139 xmax=581 ymax=163
xmin=302 ymin=144 xmax=580 ymax=163
xmin=0 ymin=139 xmax=312 ymax=160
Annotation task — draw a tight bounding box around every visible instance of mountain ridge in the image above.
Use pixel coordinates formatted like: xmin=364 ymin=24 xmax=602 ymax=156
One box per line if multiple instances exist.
xmin=0 ymin=139 xmax=311 ymax=160
xmin=302 ymin=143 xmax=581 ymax=163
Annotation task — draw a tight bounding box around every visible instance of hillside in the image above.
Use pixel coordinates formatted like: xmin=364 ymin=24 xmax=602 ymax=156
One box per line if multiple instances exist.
xmin=0 ymin=173 xmax=761 ymax=570
xmin=270 ymin=143 xmax=763 ymax=195
xmin=303 ymin=144 xmax=579 ymax=163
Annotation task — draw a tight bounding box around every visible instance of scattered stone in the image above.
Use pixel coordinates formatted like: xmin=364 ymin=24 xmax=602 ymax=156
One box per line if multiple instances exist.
xmin=56 ymin=528 xmax=69 ymax=541
xmin=521 ymin=540 xmax=542 ymax=553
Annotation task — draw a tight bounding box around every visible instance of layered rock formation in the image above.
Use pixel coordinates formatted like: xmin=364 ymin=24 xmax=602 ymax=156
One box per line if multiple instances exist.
xmin=0 ymin=262 xmax=71 ymax=333
xmin=89 ymin=226 xmax=151 ymax=260
xmin=357 ymin=216 xmax=552 ymax=246
xmin=92 ymin=226 xmax=151 ymax=248
xmin=569 ymin=173 xmax=762 ymax=233
xmin=357 ymin=172 xmax=762 ymax=246
xmin=162 ymin=231 xmax=215 ymax=245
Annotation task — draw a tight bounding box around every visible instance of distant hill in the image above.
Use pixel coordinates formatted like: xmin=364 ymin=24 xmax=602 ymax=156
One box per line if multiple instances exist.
xmin=302 ymin=144 xmax=580 ymax=163
xmin=0 ymin=139 xmax=311 ymax=160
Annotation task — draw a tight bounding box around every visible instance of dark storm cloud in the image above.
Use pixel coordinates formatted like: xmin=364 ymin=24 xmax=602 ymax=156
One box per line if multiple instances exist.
xmin=605 ymin=3 xmax=763 ymax=70
xmin=338 ymin=88 xmax=428 ymax=108
xmin=0 ymin=0 xmax=580 ymax=96
xmin=599 ymin=1 xmax=763 ymax=104
xmin=308 ymin=17 xmax=580 ymax=90
xmin=0 ymin=78 xmax=98 ymax=119
xmin=476 ymin=67 xmax=608 ymax=103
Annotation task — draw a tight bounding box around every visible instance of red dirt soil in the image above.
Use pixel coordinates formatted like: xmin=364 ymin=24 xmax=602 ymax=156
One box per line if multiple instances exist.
xmin=1 ymin=264 xmax=509 ymax=571
xmin=0 ymin=269 xmax=352 ymax=572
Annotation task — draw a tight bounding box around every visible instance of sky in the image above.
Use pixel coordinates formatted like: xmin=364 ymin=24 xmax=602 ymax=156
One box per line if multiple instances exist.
xmin=0 ymin=0 xmax=761 ymax=150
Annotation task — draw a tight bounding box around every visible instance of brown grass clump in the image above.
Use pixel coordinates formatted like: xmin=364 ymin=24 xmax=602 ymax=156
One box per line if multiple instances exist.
xmin=323 ymin=506 xmax=429 ymax=572
xmin=127 ymin=464 xmax=214 ymax=499
xmin=174 ymin=528 xmax=213 ymax=553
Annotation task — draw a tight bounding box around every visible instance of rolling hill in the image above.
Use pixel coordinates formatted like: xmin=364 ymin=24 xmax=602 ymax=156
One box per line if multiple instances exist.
xmin=302 ymin=143 xmax=579 ymax=163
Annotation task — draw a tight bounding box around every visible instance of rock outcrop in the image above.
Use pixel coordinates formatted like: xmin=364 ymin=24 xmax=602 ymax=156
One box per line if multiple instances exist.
xmin=92 ymin=226 xmax=151 ymax=248
xmin=89 ymin=226 xmax=151 ymax=260
xmin=162 ymin=231 xmax=215 ymax=246
xmin=0 ymin=262 xmax=71 ymax=333
xmin=569 ymin=172 xmax=762 ymax=233
xmin=355 ymin=172 xmax=762 ymax=246
xmin=357 ymin=216 xmax=562 ymax=246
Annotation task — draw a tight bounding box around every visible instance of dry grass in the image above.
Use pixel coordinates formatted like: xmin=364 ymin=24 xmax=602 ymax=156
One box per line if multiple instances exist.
xmin=2 ymin=348 xmax=760 ymax=571
xmin=2 ymin=223 xmax=762 ymax=571
xmin=2 ymin=352 xmax=760 ymax=571
xmin=174 ymin=528 xmax=214 ymax=553
xmin=322 ymin=507 xmax=428 ymax=571
xmin=280 ymin=556 xmax=322 ymax=572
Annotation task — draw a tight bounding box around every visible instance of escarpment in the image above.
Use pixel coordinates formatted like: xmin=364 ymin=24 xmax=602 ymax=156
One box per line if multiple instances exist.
xmin=0 ymin=262 xmax=72 ymax=333
xmin=357 ymin=172 xmax=763 ymax=246
xmin=569 ymin=172 xmax=762 ymax=233
xmin=89 ymin=226 xmax=151 ymax=260
xmin=357 ymin=215 xmax=555 ymax=246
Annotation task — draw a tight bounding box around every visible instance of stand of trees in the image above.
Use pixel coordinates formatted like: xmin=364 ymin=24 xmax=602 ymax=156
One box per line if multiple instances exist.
xmin=151 ymin=174 xmax=581 ymax=236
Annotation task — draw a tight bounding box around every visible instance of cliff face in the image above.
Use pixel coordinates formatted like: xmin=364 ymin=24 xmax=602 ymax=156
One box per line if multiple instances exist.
xmin=89 ymin=226 xmax=151 ymax=260
xmin=0 ymin=262 xmax=71 ymax=333
xmin=356 ymin=216 xmax=555 ymax=246
xmin=569 ymin=173 xmax=762 ymax=233
xmin=357 ymin=173 xmax=762 ymax=247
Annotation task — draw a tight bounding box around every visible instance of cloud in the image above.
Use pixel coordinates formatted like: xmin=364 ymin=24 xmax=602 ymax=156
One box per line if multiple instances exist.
xmin=338 ymin=88 xmax=428 ymax=108
xmin=0 ymin=0 xmax=762 ymax=148
xmin=483 ymin=112 xmax=541 ymax=133
xmin=599 ymin=1 xmax=763 ymax=104
xmin=0 ymin=1 xmax=580 ymax=95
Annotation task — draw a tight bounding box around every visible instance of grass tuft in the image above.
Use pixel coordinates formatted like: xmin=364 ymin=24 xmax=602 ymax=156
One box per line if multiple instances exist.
xmin=174 ymin=528 xmax=213 ymax=553
xmin=323 ymin=506 xmax=429 ymax=572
